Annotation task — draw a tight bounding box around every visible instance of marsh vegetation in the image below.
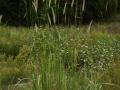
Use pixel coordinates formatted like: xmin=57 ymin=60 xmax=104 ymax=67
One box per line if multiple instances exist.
xmin=0 ymin=0 xmax=120 ymax=90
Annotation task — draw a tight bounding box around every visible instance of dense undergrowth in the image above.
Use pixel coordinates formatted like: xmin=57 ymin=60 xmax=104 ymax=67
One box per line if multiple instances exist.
xmin=0 ymin=25 xmax=120 ymax=90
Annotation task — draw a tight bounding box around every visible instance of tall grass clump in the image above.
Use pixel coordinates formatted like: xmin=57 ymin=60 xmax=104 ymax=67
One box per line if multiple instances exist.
xmin=28 ymin=25 xmax=120 ymax=90
xmin=26 ymin=0 xmax=84 ymax=25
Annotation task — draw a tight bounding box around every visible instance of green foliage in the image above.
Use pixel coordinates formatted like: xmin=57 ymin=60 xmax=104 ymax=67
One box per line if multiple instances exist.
xmin=30 ymin=26 xmax=120 ymax=70
xmin=0 ymin=26 xmax=33 ymax=89
xmin=28 ymin=25 xmax=120 ymax=90
xmin=0 ymin=25 xmax=120 ymax=90
xmin=0 ymin=49 xmax=33 ymax=90
xmin=0 ymin=26 xmax=27 ymax=56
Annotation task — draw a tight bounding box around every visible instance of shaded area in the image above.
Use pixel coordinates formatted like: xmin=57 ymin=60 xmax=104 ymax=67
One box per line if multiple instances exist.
xmin=0 ymin=0 xmax=119 ymax=26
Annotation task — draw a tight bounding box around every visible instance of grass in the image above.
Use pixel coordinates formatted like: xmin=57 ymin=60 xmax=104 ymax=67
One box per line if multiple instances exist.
xmin=0 ymin=24 xmax=120 ymax=90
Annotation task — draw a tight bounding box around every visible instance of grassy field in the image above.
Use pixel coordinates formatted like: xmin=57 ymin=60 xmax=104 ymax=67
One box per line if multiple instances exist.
xmin=0 ymin=24 xmax=120 ymax=90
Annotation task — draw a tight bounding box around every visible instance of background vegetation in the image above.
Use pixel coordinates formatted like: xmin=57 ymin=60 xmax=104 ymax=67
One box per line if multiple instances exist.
xmin=0 ymin=0 xmax=120 ymax=26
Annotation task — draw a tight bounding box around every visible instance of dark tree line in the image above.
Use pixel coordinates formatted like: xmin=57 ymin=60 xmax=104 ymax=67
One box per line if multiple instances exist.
xmin=0 ymin=0 xmax=120 ymax=26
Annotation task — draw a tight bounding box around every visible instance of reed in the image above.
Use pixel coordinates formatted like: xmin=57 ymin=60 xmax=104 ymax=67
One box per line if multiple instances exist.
xmin=0 ymin=0 xmax=119 ymax=26
xmin=24 ymin=0 xmax=86 ymax=25
xmin=0 ymin=15 xmax=2 ymax=24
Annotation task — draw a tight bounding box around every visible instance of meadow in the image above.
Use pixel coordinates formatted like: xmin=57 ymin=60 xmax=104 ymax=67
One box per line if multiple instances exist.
xmin=0 ymin=24 xmax=120 ymax=90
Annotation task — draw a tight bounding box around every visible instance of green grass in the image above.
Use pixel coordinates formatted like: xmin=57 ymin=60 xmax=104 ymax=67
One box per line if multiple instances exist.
xmin=0 ymin=24 xmax=120 ymax=90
